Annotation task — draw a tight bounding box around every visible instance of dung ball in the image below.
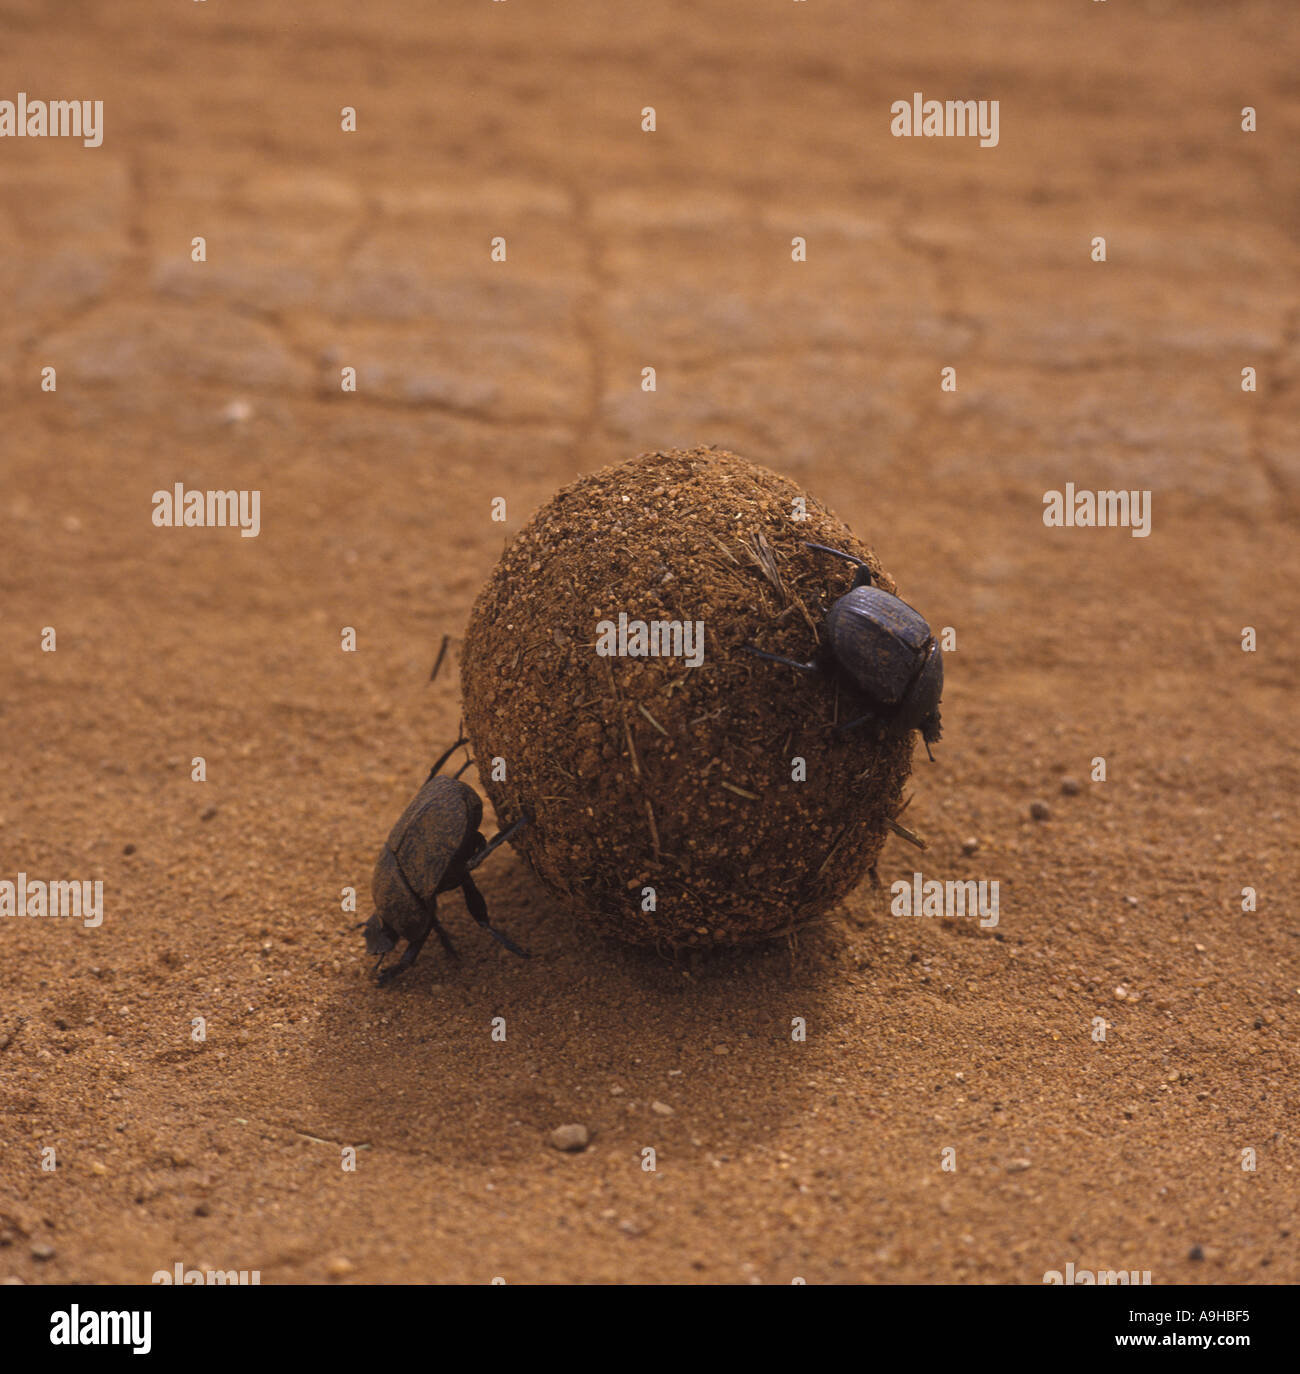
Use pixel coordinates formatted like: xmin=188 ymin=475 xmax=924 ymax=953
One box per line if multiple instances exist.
xmin=461 ymin=446 xmax=916 ymax=948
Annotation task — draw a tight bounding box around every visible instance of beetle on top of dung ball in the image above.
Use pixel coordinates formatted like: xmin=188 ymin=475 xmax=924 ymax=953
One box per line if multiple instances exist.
xmin=744 ymin=542 xmax=944 ymax=760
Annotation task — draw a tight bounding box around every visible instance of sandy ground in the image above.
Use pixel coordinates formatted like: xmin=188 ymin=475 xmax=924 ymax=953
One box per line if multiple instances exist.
xmin=1 ymin=0 xmax=1298 ymax=1284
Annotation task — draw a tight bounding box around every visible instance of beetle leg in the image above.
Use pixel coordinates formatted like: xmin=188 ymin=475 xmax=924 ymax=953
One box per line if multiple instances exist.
xmin=741 ymin=644 xmax=821 ymax=674
xmin=802 ymin=541 xmax=864 ymax=565
xmin=465 ymin=815 xmax=528 ymax=871
xmin=461 ymin=876 xmax=529 ymax=958
xmin=836 ymin=711 xmax=885 ymax=735
xmin=375 ymin=950 xmax=411 ymax=985
xmin=375 ymin=937 xmax=425 ymax=985
xmin=426 ymin=735 xmax=470 ymax=781
xmin=374 ymin=906 xmax=458 ymax=985
xmin=802 ymin=542 xmax=874 ymax=588
xmin=429 ymin=634 xmax=452 ymax=683
xmin=425 ymin=908 xmax=460 ymax=960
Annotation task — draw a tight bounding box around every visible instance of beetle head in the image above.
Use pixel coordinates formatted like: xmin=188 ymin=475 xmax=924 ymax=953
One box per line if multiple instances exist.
xmin=900 ymin=641 xmax=944 ymax=759
xmin=362 ymin=913 xmax=398 ymax=955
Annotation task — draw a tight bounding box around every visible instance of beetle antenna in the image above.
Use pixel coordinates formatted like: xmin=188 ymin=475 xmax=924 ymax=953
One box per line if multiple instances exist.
xmin=453 ymin=757 xmax=476 ymax=779
xmin=923 ymin=737 xmax=934 ymax=763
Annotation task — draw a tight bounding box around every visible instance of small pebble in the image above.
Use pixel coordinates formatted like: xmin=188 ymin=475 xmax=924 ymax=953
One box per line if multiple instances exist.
xmin=1030 ymin=801 xmax=1051 ymax=821
xmin=550 ymin=1124 xmax=589 ymax=1152
xmin=961 ymin=837 xmax=979 ymax=856
xmin=1006 ymin=1159 xmax=1032 ymax=1173
xmin=1188 ymin=1244 xmax=1205 ymax=1261
xmin=123 ymin=843 xmax=136 ymax=856
xmin=30 ymin=1242 xmax=55 ymax=1261
xmin=651 ymin=1101 xmax=674 ymax=1116
xmin=326 ymin=1257 xmax=355 ymax=1278
xmin=1060 ymin=777 xmax=1080 ymax=796
xmin=200 ymin=806 xmax=218 ymax=822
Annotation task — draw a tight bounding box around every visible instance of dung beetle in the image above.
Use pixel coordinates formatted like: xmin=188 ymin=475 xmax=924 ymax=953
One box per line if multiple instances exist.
xmin=362 ymin=737 xmax=529 ymax=984
xmin=743 ymin=541 xmax=944 ymax=760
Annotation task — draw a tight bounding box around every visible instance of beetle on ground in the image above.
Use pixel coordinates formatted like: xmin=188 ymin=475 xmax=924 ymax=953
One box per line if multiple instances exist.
xmin=362 ymin=737 xmax=528 ymax=984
